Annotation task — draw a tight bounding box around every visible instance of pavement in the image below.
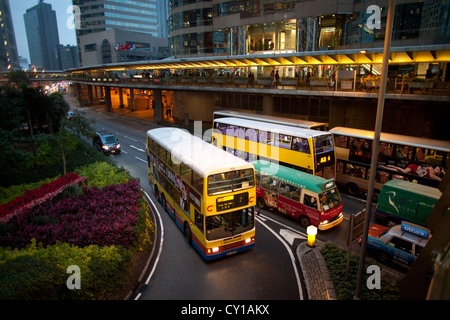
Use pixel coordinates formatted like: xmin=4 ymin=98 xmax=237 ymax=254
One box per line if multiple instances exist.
xmin=68 ymin=96 xmax=341 ymax=300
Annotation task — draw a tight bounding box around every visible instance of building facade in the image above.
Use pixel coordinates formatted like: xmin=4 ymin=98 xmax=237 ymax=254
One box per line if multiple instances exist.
xmin=168 ymin=0 xmax=450 ymax=58
xmin=58 ymin=45 xmax=80 ymax=70
xmin=73 ymin=0 xmax=169 ymax=66
xmin=24 ymin=0 xmax=60 ymax=70
xmin=0 ymin=0 xmax=20 ymax=71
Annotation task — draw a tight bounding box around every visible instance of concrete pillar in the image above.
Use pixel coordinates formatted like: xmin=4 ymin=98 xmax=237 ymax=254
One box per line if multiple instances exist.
xmin=94 ymin=85 xmax=98 ymax=99
xmin=263 ymin=95 xmax=274 ymax=115
xmin=87 ymin=85 xmax=93 ymax=105
xmin=153 ymin=89 xmax=163 ymax=122
xmin=104 ymin=86 xmax=112 ymax=112
xmin=118 ymin=87 xmax=124 ymax=108
xmin=129 ymin=89 xmax=134 ymax=110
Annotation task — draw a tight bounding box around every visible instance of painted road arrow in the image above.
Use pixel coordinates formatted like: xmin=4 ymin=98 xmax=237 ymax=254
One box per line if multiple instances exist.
xmin=280 ymin=229 xmax=307 ymax=246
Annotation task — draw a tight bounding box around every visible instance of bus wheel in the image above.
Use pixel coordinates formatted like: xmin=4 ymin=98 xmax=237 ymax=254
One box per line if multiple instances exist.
xmin=346 ymin=183 xmax=359 ymax=197
xmin=257 ymin=197 xmax=266 ymax=209
xmin=372 ymin=189 xmax=380 ymax=203
xmin=184 ymin=222 xmax=192 ymax=245
xmin=299 ymin=216 xmax=311 ymax=229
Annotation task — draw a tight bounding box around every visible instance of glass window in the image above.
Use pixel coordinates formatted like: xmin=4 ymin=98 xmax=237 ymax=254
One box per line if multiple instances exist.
xmin=280 ymin=182 xmax=301 ymax=202
xmin=205 ymin=207 xmax=254 ymax=240
xmin=303 ymin=194 xmax=318 ymax=210
xmin=319 ymin=188 xmax=341 ymax=210
xmin=207 ymin=169 xmax=254 ymax=195
xmin=314 ymin=135 xmax=334 ymax=154
xmin=292 ymin=136 xmax=310 ymax=153
xmin=192 ymin=170 xmax=203 ymax=193
xmin=194 ymin=209 xmax=203 ymax=233
xmin=387 ymin=237 xmax=413 ymax=254
xmin=181 ymin=163 xmax=192 ymax=183
xmin=334 ymin=135 xmax=348 ymax=148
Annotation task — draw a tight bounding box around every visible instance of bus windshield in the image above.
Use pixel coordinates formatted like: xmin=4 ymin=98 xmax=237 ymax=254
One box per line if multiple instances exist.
xmin=319 ymin=188 xmax=341 ymax=211
xmin=205 ymin=207 xmax=255 ymax=240
xmin=207 ymin=169 xmax=255 ymax=195
xmin=314 ymin=135 xmax=334 ymax=154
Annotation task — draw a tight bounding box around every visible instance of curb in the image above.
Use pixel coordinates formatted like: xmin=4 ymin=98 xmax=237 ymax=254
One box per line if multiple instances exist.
xmin=297 ymin=242 xmax=337 ymax=300
xmin=124 ymin=191 xmax=160 ymax=300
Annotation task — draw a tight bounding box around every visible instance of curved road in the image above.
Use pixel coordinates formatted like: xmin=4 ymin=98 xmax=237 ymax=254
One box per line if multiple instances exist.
xmin=82 ymin=104 xmax=306 ymax=300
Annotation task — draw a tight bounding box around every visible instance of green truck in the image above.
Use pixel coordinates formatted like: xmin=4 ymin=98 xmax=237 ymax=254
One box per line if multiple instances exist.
xmin=375 ymin=179 xmax=443 ymax=227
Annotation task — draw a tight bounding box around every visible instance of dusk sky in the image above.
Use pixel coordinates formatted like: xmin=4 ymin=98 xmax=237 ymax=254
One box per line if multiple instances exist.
xmin=9 ymin=0 xmax=77 ymax=63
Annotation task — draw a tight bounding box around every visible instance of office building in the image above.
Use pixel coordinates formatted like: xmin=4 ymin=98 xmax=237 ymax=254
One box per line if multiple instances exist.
xmin=168 ymin=0 xmax=450 ymax=58
xmin=73 ymin=0 xmax=169 ymax=66
xmin=24 ymin=0 xmax=60 ymax=70
xmin=0 ymin=0 xmax=20 ymax=71
xmin=58 ymin=44 xmax=79 ymax=70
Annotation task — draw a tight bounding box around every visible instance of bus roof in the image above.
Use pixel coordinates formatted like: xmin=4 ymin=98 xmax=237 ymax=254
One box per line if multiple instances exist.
xmin=330 ymin=127 xmax=450 ymax=152
xmin=147 ymin=127 xmax=253 ymax=177
xmin=214 ymin=110 xmax=327 ymax=129
xmin=251 ymin=160 xmax=335 ymax=194
xmin=383 ymin=179 xmax=442 ymax=200
xmin=215 ymin=117 xmax=329 ymax=138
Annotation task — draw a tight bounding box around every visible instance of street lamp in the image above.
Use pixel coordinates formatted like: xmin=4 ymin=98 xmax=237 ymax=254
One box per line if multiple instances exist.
xmin=307 ymin=225 xmax=317 ymax=248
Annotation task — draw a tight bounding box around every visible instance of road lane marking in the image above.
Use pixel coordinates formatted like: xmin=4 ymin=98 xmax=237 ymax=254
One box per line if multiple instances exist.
xmin=124 ymin=135 xmax=138 ymax=142
xmin=256 ymin=216 xmax=304 ymax=300
xmin=280 ymin=228 xmax=307 ymax=246
xmin=130 ymin=145 xmax=145 ymax=152
xmin=135 ymin=156 xmax=147 ymax=163
xmin=135 ymin=191 xmax=164 ymax=300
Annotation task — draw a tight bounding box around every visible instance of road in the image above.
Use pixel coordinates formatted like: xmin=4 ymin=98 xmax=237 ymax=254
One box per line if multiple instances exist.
xmin=78 ymin=102 xmax=375 ymax=301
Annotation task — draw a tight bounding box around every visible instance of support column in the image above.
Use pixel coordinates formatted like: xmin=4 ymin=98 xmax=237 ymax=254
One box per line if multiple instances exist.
xmin=263 ymin=95 xmax=274 ymax=115
xmin=129 ymin=89 xmax=134 ymax=110
xmin=118 ymin=87 xmax=124 ymax=108
xmin=87 ymin=85 xmax=93 ymax=105
xmin=104 ymin=86 xmax=112 ymax=112
xmin=93 ymin=85 xmax=98 ymax=99
xmin=153 ymin=89 xmax=163 ymax=122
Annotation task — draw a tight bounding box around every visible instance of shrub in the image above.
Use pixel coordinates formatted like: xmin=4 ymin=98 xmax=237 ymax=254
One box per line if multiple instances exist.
xmin=320 ymin=242 xmax=401 ymax=300
xmin=1 ymin=180 xmax=146 ymax=249
xmin=0 ymin=176 xmax=57 ymax=205
xmin=0 ymin=239 xmax=131 ymax=300
xmin=75 ymin=161 xmax=132 ymax=188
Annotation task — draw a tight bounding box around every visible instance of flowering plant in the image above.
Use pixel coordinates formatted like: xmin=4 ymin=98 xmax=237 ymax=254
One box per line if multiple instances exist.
xmin=0 ymin=173 xmax=86 ymax=223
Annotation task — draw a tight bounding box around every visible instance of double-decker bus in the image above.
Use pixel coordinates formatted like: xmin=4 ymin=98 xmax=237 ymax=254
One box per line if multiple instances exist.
xmin=212 ymin=117 xmax=336 ymax=179
xmin=147 ymin=127 xmax=256 ymax=260
xmin=330 ymin=126 xmax=450 ymax=199
xmin=213 ymin=110 xmax=328 ymax=131
xmin=252 ymin=160 xmax=343 ymax=230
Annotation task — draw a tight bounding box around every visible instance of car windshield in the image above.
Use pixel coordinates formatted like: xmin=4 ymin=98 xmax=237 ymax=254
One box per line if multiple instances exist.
xmin=319 ymin=187 xmax=341 ymax=211
xmin=102 ymin=135 xmax=118 ymax=144
xmin=207 ymin=169 xmax=254 ymax=196
xmin=205 ymin=207 xmax=254 ymax=240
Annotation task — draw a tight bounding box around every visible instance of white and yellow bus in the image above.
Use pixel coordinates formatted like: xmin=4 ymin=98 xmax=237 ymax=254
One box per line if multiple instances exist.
xmin=147 ymin=127 xmax=256 ymax=260
xmin=330 ymin=126 xmax=450 ymax=199
xmin=213 ymin=110 xmax=328 ymax=131
xmin=212 ymin=117 xmax=336 ymax=179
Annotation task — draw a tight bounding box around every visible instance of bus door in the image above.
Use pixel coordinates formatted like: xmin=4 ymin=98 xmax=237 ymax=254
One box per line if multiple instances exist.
xmin=300 ymin=191 xmax=320 ymax=227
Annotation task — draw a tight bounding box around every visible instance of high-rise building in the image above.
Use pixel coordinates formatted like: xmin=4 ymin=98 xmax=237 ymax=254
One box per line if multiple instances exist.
xmin=0 ymin=0 xmax=20 ymax=71
xmin=58 ymin=44 xmax=79 ymax=70
xmin=24 ymin=0 xmax=60 ymax=70
xmin=168 ymin=0 xmax=450 ymax=58
xmin=73 ymin=0 xmax=169 ymax=66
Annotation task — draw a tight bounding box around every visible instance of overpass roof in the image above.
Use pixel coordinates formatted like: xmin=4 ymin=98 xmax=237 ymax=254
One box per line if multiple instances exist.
xmin=69 ymin=44 xmax=450 ymax=73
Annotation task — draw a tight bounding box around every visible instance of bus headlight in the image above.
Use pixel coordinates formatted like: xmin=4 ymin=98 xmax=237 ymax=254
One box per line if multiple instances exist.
xmin=212 ymin=247 xmax=220 ymax=253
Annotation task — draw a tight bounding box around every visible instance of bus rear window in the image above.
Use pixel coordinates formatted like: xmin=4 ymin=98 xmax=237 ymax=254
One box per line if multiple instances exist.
xmin=207 ymin=169 xmax=255 ymax=196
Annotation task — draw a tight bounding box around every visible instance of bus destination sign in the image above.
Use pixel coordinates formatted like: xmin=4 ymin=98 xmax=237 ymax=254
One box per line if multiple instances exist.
xmin=217 ymin=192 xmax=249 ymax=211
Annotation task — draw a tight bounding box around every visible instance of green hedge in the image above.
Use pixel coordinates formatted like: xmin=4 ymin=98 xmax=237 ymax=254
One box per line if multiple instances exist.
xmin=75 ymin=161 xmax=133 ymax=188
xmin=320 ymin=242 xmax=402 ymax=300
xmin=0 ymin=239 xmax=131 ymax=300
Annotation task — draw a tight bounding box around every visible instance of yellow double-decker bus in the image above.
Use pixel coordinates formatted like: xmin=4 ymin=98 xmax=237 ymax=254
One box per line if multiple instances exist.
xmin=147 ymin=127 xmax=256 ymax=260
xmin=212 ymin=117 xmax=336 ymax=179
